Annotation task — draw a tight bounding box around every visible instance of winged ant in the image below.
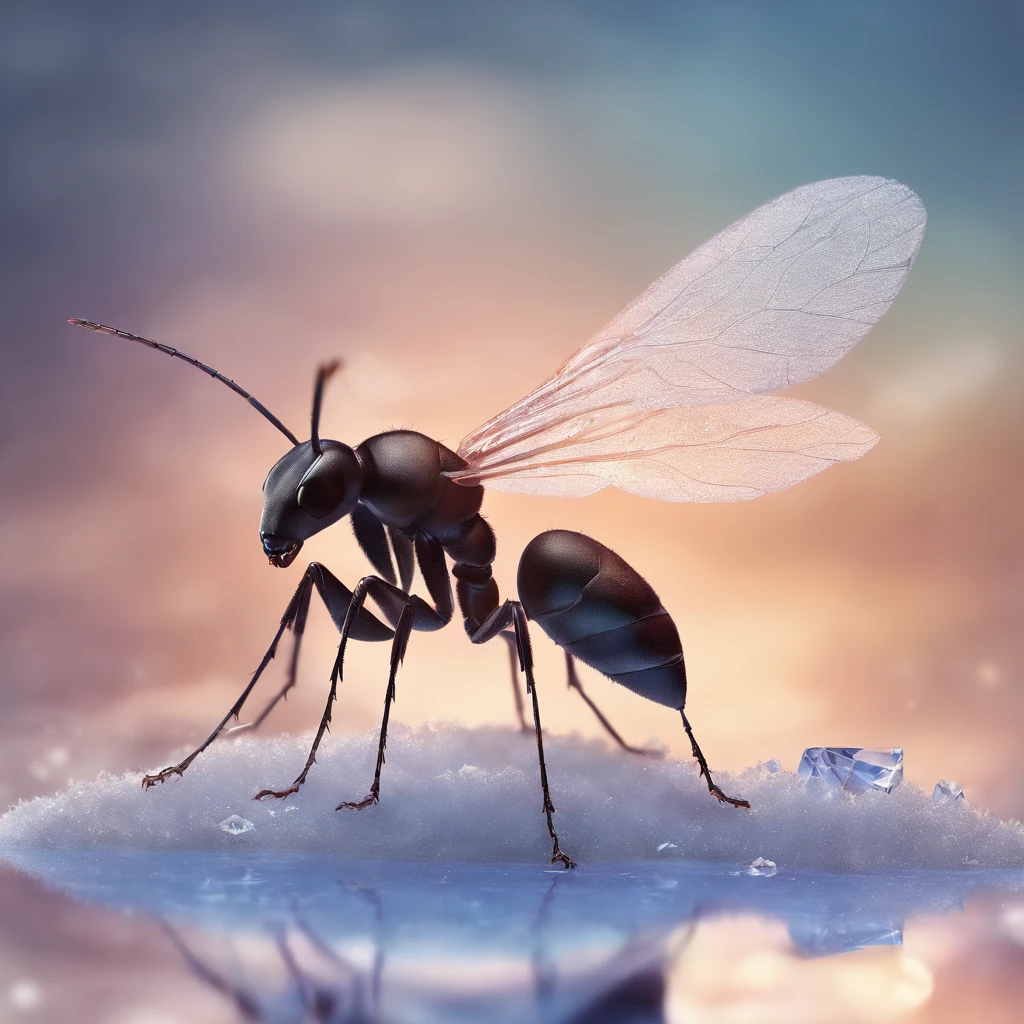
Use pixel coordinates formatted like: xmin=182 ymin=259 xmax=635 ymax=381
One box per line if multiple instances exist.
xmin=71 ymin=176 xmax=925 ymax=867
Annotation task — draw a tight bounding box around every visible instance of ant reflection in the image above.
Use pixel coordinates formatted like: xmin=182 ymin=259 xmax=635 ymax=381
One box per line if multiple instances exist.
xmin=163 ymin=885 xmax=384 ymax=1023
xmin=162 ymin=880 xmax=696 ymax=1023
xmin=532 ymin=880 xmax=696 ymax=1024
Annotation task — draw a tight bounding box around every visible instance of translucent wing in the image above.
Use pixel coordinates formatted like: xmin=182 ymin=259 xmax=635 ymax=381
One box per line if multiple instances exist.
xmin=460 ymin=396 xmax=878 ymax=501
xmin=454 ymin=176 xmax=924 ymax=501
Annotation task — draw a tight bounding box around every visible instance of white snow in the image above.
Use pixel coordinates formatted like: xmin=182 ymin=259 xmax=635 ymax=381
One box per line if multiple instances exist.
xmin=1 ymin=723 xmax=1022 ymax=871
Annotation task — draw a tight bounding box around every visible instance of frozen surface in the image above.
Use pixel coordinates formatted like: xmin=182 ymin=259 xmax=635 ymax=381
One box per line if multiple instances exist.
xmin=2 ymin=724 xmax=1023 ymax=870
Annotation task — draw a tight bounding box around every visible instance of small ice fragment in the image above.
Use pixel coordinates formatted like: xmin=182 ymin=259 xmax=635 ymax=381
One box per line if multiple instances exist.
xmin=761 ymin=758 xmax=781 ymax=773
xmin=656 ymin=842 xmax=678 ymax=852
xmin=747 ymin=857 xmax=777 ymax=877
xmin=933 ymin=780 xmax=965 ymax=804
xmin=458 ymin=764 xmax=483 ymax=777
xmin=797 ymin=747 xmax=903 ymax=794
xmin=8 ymin=980 xmax=41 ymax=1010
xmin=219 ymin=814 xmax=255 ymax=835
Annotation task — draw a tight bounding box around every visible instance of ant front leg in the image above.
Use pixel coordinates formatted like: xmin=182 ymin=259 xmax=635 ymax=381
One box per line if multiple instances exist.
xmin=141 ymin=573 xmax=315 ymax=789
xmin=141 ymin=564 xmax=392 ymax=791
xmin=472 ymin=602 xmax=576 ymax=869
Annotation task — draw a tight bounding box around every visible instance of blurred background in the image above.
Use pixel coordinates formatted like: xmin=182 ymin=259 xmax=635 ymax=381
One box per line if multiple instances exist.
xmin=0 ymin=1 xmax=1022 ymax=1020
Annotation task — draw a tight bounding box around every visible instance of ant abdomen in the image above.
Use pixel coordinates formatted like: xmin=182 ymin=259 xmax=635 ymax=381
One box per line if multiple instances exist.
xmin=518 ymin=530 xmax=687 ymax=710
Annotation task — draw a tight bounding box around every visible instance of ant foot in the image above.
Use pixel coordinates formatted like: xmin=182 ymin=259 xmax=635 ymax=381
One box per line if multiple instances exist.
xmin=141 ymin=767 xmax=184 ymax=790
xmin=710 ymin=785 xmax=750 ymax=810
xmin=551 ymin=849 xmax=577 ymax=870
xmin=254 ymin=786 xmax=299 ymax=801
xmin=337 ymin=784 xmax=379 ymax=811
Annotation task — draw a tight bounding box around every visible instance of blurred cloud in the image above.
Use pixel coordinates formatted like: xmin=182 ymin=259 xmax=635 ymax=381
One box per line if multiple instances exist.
xmin=866 ymin=338 xmax=1003 ymax=424
xmin=229 ymin=69 xmax=552 ymax=225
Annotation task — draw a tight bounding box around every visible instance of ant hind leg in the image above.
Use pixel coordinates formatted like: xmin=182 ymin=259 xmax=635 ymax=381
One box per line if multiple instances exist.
xmin=564 ymin=653 xmax=664 ymax=759
xmin=681 ymin=710 xmax=749 ymax=810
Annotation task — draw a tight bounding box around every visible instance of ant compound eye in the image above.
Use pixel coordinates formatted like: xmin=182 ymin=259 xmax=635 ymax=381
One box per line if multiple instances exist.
xmin=296 ymin=458 xmax=345 ymax=518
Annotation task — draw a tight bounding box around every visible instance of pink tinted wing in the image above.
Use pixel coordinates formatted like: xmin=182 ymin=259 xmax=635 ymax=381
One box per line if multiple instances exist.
xmin=458 ymin=397 xmax=879 ymax=502
xmin=455 ymin=176 xmax=923 ymax=500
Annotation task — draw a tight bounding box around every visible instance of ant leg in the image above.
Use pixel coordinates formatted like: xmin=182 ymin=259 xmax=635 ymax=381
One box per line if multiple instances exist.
xmin=503 ymin=632 xmax=529 ymax=731
xmin=140 ymin=574 xmax=314 ymax=789
xmin=256 ymin=574 xmax=448 ymax=801
xmin=238 ymin=563 xmax=393 ymax=732
xmin=142 ymin=565 xmax=393 ymax=790
xmin=512 ymin=604 xmax=577 ymax=869
xmin=680 ymin=710 xmax=749 ymax=809
xmin=337 ymin=603 xmax=415 ymax=810
xmin=254 ymin=621 xmax=349 ymax=800
xmin=565 ymin=653 xmax=663 ymax=759
xmin=470 ymin=601 xmax=576 ymax=867
xmin=234 ymin=578 xmax=314 ymax=733
xmin=389 ymin=527 xmax=415 ymax=592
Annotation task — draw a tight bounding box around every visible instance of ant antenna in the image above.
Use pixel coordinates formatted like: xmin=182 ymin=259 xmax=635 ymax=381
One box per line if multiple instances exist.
xmin=68 ymin=319 xmax=300 ymax=446
xmin=310 ymin=360 xmax=341 ymax=455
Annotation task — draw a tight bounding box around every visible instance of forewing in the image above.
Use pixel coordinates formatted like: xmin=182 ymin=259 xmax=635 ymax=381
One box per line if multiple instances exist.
xmin=462 ymin=397 xmax=879 ymax=502
xmin=458 ymin=176 xmax=923 ymax=481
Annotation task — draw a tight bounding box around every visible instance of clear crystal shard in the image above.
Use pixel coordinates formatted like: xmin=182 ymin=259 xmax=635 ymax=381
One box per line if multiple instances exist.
xmin=219 ymin=814 xmax=255 ymax=835
xmin=797 ymin=747 xmax=903 ymax=794
xmin=747 ymin=857 xmax=777 ymax=877
xmin=933 ymin=780 xmax=965 ymax=804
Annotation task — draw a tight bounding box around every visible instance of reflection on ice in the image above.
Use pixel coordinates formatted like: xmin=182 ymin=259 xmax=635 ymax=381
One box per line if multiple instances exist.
xmin=3 ymin=849 xmax=1024 ymax=1022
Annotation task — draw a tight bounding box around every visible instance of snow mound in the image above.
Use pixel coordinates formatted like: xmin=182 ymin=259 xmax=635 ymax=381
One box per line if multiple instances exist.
xmin=1 ymin=724 xmax=1022 ymax=870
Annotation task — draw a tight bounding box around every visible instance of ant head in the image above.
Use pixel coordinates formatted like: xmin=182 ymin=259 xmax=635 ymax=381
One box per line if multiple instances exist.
xmin=259 ymin=361 xmax=361 ymax=568
xmin=259 ymin=440 xmax=363 ymax=567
